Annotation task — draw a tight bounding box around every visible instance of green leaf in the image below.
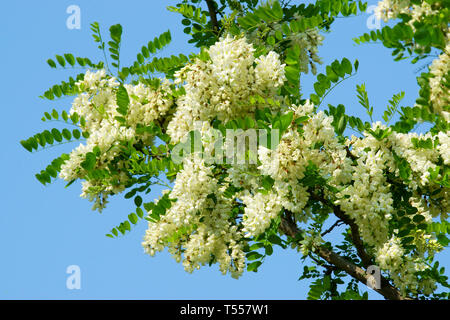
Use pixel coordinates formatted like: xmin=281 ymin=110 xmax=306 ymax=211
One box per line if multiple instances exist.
xmin=336 ymin=115 xmax=347 ymax=135
xmin=46 ymin=165 xmax=58 ymax=178
xmin=246 ymin=252 xmax=263 ymax=263
xmin=71 ymin=112 xmax=80 ymax=124
xmin=137 ymin=53 xmax=144 ymax=64
xmin=141 ymin=46 xmax=149 ymax=58
xmin=331 ymin=60 xmax=344 ymax=77
xmin=125 ymin=189 xmax=136 ymax=199
xmin=314 ymin=82 xmax=325 ymax=97
xmin=76 ymin=57 xmax=86 ymax=66
xmin=136 ymin=207 xmax=144 ymax=218
xmin=268 ymin=234 xmax=283 ymax=246
xmin=109 ymin=24 xmax=123 ymax=43
xmin=128 ymin=213 xmax=138 ymax=224
xmin=81 ymin=152 xmax=96 ymax=171
xmin=267 ymin=35 xmax=276 ymax=46
xmin=116 ymin=85 xmax=129 ymax=115
xmin=47 ymin=59 xmax=57 ymax=68
xmin=43 ymin=130 xmax=54 ymax=144
xmin=280 ymin=111 xmax=293 ymax=132
xmin=310 ymin=93 xmax=320 ymax=105
xmin=64 ymin=53 xmax=75 ymax=66
xmin=245 ymin=117 xmax=255 ymax=129
xmin=285 ymin=65 xmax=299 ymax=84
xmin=51 ymin=109 xmax=59 ymax=120
xmin=36 ymin=172 xmax=51 ymax=185
xmin=134 ymin=195 xmax=143 ymax=207
xmin=62 ymin=128 xmax=72 ymax=140
xmin=61 ymin=110 xmax=69 ymax=121
xmin=341 ymin=58 xmax=352 ymax=74
xmin=325 ymin=65 xmax=339 ymax=82
xmin=72 ymin=129 xmax=81 ymax=139
xmin=51 ymin=128 xmax=63 ymax=142
xmin=275 ymin=30 xmax=283 ymax=41
xmin=413 ymin=214 xmax=425 ymax=223
xmin=249 ymin=243 xmax=265 ymax=251
xmin=261 ymin=175 xmax=275 ymax=190
xmin=20 ymin=140 xmax=33 ymax=152
xmin=55 ymin=55 xmax=66 ymax=67
xmin=271 ymin=0 xmax=283 ymax=20
xmin=247 ymin=261 xmax=262 ymax=272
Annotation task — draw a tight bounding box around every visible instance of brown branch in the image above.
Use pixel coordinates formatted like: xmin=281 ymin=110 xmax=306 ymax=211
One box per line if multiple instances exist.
xmin=205 ymin=0 xmax=219 ymax=32
xmin=321 ymin=220 xmax=344 ymax=237
xmin=279 ymin=216 xmax=411 ymax=300
xmin=334 ymin=205 xmax=373 ymax=268
xmin=309 ymin=192 xmax=373 ymax=268
xmin=345 ymin=145 xmax=357 ymax=161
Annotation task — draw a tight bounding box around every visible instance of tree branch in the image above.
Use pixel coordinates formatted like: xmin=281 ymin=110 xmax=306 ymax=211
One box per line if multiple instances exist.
xmin=279 ymin=216 xmax=411 ymax=300
xmin=334 ymin=205 xmax=374 ymax=267
xmin=309 ymin=192 xmax=373 ymax=267
xmin=345 ymin=145 xmax=357 ymax=161
xmin=205 ymin=0 xmax=219 ymax=32
xmin=321 ymin=220 xmax=344 ymax=237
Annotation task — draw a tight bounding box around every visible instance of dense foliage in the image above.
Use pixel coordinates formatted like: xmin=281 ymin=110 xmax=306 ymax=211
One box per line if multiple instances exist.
xmin=21 ymin=0 xmax=449 ymax=299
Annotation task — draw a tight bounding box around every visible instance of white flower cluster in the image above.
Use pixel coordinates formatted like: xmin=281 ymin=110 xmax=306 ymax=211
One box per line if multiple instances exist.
xmin=125 ymin=82 xmax=173 ymax=129
xmin=141 ymin=36 xmax=291 ymax=277
xmin=167 ymin=35 xmax=286 ymax=143
xmin=428 ymin=43 xmax=450 ymax=122
xmin=437 ymin=131 xmax=450 ymax=165
xmin=169 ymin=92 xmax=447 ymax=287
xmin=375 ymin=0 xmax=449 ymax=124
xmin=299 ymin=231 xmax=324 ymax=256
xmin=142 ymin=155 xmax=245 ymax=278
xmin=59 ymin=69 xmax=173 ymax=210
xmin=57 ymin=33 xmax=448 ymax=289
xmin=336 ymin=133 xmax=394 ymax=247
xmin=374 ymin=0 xmax=438 ymax=25
xmin=236 ymin=103 xmax=353 ymax=239
xmin=287 ymin=13 xmax=323 ymax=75
xmin=258 ymin=106 xmax=352 ymax=188
xmin=337 ymin=123 xmax=448 ymax=293
xmin=376 ymin=235 xmax=438 ymax=295
xmin=374 ymin=0 xmax=410 ymax=22
xmin=240 ymin=187 xmax=283 ymax=238
xmin=389 ymin=131 xmax=440 ymax=189
xmin=246 ymin=12 xmax=324 ymax=75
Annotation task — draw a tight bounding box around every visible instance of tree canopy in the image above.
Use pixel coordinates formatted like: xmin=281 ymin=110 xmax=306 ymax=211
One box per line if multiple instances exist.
xmin=21 ymin=0 xmax=449 ymax=300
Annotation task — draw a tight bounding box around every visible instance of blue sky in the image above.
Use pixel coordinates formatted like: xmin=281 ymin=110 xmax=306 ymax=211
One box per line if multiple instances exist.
xmin=1 ymin=0 xmax=448 ymax=299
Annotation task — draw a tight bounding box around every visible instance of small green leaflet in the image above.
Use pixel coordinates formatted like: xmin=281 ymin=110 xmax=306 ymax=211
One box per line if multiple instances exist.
xmin=116 ymin=85 xmax=129 ymax=116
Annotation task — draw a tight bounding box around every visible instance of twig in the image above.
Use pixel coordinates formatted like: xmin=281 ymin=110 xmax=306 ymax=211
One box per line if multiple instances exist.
xmin=321 ymin=220 xmax=344 ymax=237
xmin=318 ymin=73 xmax=356 ymax=108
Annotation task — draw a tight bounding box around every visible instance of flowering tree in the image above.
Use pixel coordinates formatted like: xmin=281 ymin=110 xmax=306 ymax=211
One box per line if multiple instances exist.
xmin=21 ymin=0 xmax=449 ymax=300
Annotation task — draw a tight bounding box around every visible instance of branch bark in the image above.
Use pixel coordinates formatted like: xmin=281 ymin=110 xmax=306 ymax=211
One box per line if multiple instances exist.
xmin=205 ymin=0 xmax=219 ymax=32
xmin=309 ymin=192 xmax=373 ymax=267
xmin=279 ymin=215 xmax=411 ymax=300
